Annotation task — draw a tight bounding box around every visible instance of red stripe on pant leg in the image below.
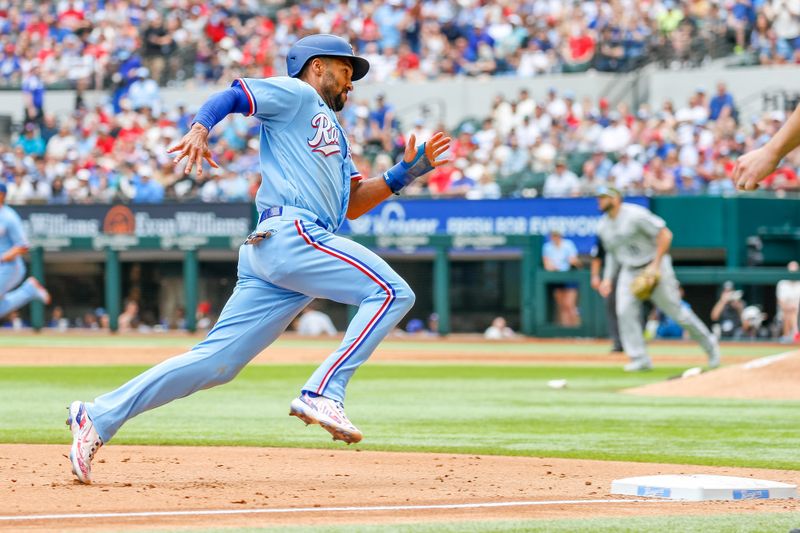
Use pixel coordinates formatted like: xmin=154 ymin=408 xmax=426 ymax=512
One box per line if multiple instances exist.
xmin=294 ymin=220 xmax=393 ymax=393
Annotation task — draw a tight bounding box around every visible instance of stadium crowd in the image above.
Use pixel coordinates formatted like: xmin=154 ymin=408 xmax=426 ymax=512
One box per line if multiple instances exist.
xmin=2 ymin=0 xmax=800 ymax=203
xmin=2 ymin=77 xmax=800 ymax=205
xmin=1 ymin=0 xmax=796 ymax=96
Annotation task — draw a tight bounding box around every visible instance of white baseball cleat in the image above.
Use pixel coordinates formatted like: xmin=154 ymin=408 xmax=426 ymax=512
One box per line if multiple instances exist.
xmin=623 ymin=359 xmax=653 ymax=372
xmin=289 ymin=393 xmax=363 ymax=444
xmin=26 ymin=277 xmax=51 ymax=305
xmin=66 ymin=401 xmax=102 ymax=484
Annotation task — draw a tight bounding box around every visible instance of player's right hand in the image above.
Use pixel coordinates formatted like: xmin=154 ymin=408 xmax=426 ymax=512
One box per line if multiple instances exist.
xmin=732 ymin=145 xmax=781 ymax=191
xmin=168 ymin=123 xmax=220 ymax=178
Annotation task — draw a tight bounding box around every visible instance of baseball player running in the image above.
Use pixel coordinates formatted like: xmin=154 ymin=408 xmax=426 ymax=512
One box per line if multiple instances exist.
xmin=67 ymin=34 xmax=451 ymax=484
xmin=595 ymin=186 xmax=720 ymax=371
xmin=0 ymin=182 xmax=50 ymax=317
xmin=733 ymin=103 xmax=800 ymax=335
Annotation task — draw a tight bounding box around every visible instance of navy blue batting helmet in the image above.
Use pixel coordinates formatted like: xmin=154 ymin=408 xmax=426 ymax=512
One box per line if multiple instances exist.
xmin=287 ymin=34 xmax=370 ymax=81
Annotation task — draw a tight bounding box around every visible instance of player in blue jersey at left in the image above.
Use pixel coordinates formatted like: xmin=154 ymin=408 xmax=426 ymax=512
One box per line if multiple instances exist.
xmin=0 ymin=182 xmax=51 ymax=320
xmin=66 ymin=34 xmax=451 ymax=484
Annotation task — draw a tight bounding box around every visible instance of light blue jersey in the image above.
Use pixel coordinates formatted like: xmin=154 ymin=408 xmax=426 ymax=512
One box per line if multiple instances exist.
xmin=234 ymin=77 xmax=361 ymax=231
xmin=0 ymin=205 xmax=29 ymax=271
xmin=0 ymin=203 xmax=47 ymax=316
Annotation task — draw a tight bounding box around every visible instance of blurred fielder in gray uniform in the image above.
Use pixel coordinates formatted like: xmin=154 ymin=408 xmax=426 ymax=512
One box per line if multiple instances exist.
xmin=595 ymin=186 xmax=720 ymax=371
xmin=590 ymin=237 xmax=623 ymax=353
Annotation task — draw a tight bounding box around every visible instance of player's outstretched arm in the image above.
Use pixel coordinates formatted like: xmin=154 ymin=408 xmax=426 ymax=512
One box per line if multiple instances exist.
xmin=168 ymin=85 xmax=251 ymax=178
xmin=734 ymin=104 xmax=800 ymax=190
xmin=347 ymin=132 xmax=451 ymax=219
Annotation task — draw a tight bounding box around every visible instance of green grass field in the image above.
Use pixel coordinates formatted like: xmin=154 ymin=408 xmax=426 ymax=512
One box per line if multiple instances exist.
xmin=140 ymin=513 xmax=800 ymax=533
xmin=2 ymin=336 xmax=798 ymax=531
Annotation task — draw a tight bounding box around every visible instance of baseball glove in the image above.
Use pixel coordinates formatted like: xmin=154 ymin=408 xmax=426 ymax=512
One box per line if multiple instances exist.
xmin=631 ymin=270 xmax=660 ymax=300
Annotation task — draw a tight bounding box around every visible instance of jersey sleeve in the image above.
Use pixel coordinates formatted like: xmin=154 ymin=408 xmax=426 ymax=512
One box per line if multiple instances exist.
xmin=348 ymin=158 xmax=362 ymax=181
xmin=231 ymin=77 xmax=306 ymax=126
xmin=634 ymin=206 xmax=666 ymax=238
xmin=6 ymin=211 xmax=29 ymax=248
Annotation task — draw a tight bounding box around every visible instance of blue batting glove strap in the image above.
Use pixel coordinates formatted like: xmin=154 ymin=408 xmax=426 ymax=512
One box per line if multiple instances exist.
xmin=383 ymin=143 xmax=435 ymax=194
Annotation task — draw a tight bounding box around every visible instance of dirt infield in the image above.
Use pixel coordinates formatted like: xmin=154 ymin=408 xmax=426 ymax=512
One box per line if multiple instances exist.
xmin=2 ymin=444 xmax=799 ymax=531
xmin=0 ymin=332 xmax=746 ymax=367
xmin=3 ymin=335 xmax=799 ymax=530
xmin=626 ymin=350 xmax=800 ymax=400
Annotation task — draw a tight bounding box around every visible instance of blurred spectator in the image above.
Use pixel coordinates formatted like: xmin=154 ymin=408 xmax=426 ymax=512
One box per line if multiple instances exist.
xmin=609 ymin=149 xmax=644 ymax=192
xmin=196 ymin=300 xmax=213 ymax=330
xmin=118 ymin=299 xmax=140 ymax=332
xmin=736 ymin=305 xmax=773 ymax=340
xmin=405 ymin=318 xmax=427 ymax=335
xmin=47 ymin=306 xmax=69 ymax=331
xmin=296 ymin=304 xmax=337 ymax=337
xmin=711 ymin=281 xmax=745 ymax=339
xmin=543 ymin=157 xmax=580 ymax=197
xmin=427 ymin=313 xmax=440 ymax=336
xmin=14 ymin=123 xmax=46 ymax=156
xmin=1 ymin=310 xmax=25 ymax=330
xmin=708 ymin=82 xmax=737 ymax=122
xmin=776 ymin=261 xmax=800 ymax=342
xmin=542 ymin=230 xmax=581 ymax=327
xmin=22 ymin=63 xmax=45 ymax=124
xmin=401 ymin=313 xmax=439 ymax=336
xmin=484 ymin=316 xmax=515 ymax=339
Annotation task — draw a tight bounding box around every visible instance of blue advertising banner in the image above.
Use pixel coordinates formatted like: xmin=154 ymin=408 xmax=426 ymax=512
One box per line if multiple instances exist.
xmin=341 ymin=197 xmax=650 ymax=254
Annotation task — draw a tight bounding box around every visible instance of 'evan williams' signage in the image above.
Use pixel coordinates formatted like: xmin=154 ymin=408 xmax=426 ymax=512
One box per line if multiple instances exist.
xmin=16 ymin=203 xmax=253 ymax=238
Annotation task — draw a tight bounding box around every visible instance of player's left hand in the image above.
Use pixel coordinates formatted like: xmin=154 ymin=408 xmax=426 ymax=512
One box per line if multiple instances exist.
xmin=403 ymin=132 xmax=451 ymax=168
xmin=644 ymin=260 xmax=660 ymax=276
xmin=168 ymin=123 xmax=220 ymax=178
xmin=733 ymin=145 xmax=781 ymax=191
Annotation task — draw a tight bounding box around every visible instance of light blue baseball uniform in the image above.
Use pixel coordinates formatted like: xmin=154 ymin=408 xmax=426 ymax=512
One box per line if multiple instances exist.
xmin=0 ymin=204 xmax=41 ymax=316
xmin=86 ymin=77 xmax=416 ymax=443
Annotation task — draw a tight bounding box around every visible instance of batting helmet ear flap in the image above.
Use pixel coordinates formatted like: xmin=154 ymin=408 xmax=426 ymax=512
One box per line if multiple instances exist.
xmin=287 ymin=34 xmax=370 ymax=81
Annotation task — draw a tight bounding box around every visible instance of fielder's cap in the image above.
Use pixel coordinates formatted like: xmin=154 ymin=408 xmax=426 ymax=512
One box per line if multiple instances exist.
xmin=596 ymin=185 xmax=621 ymax=198
xmin=0 ymin=182 xmax=6 ymax=194
xmin=287 ymin=34 xmax=370 ymax=81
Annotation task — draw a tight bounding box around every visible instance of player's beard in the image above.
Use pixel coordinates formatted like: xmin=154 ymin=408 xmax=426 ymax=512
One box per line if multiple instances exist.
xmin=321 ymin=72 xmax=347 ymax=112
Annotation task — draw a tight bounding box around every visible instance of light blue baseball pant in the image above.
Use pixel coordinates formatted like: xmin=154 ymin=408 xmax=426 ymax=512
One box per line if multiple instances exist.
xmin=0 ymin=260 xmax=39 ymax=317
xmin=86 ymin=209 xmax=415 ymax=443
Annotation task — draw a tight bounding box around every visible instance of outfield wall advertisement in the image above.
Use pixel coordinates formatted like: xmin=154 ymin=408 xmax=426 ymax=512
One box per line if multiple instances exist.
xmin=341 ymin=198 xmax=650 ymax=254
xmin=13 ymin=198 xmax=649 ymax=255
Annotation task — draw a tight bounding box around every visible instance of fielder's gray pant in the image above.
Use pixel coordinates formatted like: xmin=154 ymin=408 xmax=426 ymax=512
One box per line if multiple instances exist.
xmin=606 ymin=274 xmax=622 ymax=350
xmin=616 ymin=255 xmax=717 ymax=365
